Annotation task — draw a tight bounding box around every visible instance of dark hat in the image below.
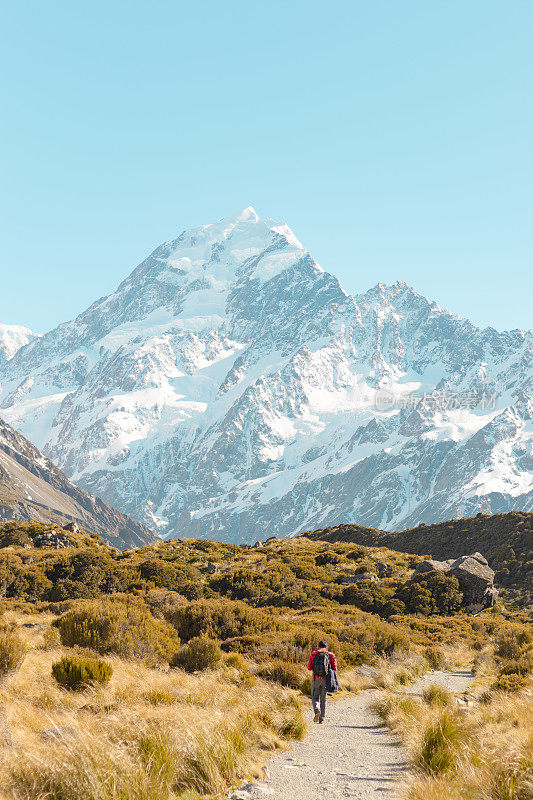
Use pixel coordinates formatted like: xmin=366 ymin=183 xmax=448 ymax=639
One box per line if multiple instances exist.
xmin=318 ymin=640 xmax=327 ymax=649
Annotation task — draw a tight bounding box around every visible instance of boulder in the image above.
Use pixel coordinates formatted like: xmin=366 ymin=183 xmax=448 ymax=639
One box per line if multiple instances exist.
xmin=413 ymin=559 xmax=448 ymax=575
xmin=64 ymin=521 xmax=80 ymax=533
xmin=447 ymin=553 xmax=496 ymax=607
xmin=356 ymin=664 xmax=379 ymax=680
xmin=376 ymin=562 xmax=393 ymax=577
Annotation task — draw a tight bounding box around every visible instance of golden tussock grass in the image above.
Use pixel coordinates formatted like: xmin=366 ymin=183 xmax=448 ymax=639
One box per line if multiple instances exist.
xmin=374 ymin=681 xmax=533 ymax=799
xmin=0 ymin=613 xmax=306 ymax=800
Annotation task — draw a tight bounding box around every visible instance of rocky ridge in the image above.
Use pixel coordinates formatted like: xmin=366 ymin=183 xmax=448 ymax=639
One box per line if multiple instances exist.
xmin=0 ymin=415 xmax=156 ymax=549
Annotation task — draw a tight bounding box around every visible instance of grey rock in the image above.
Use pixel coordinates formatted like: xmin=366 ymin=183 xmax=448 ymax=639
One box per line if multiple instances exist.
xmin=413 ymin=559 xmax=448 ymax=574
xmin=447 ymin=553 xmax=496 ymax=606
xmin=341 ymin=572 xmax=379 ymax=584
xmin=355 ymin=664 xmax=379 ymax=680
xmin=64 ymin=521 xmax=80 ymax=533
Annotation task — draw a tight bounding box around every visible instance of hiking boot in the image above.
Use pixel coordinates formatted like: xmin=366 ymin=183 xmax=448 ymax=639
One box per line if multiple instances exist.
xmin=313 ymin=711 xmax=320 ymax=723
xmin=319 ymin=718 xmax=324 ymax=724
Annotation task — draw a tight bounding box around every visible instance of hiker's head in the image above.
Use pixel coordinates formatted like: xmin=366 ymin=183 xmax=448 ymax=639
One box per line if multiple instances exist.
xmin=318 ymin=640 xmax=327 ymax=649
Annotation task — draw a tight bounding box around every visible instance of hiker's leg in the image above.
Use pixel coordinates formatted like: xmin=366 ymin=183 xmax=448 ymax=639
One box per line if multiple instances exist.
xmin=311 ymin=679 xmax=320 ymax=714
xmin=319 ymin=680 xmax=327 ymax=721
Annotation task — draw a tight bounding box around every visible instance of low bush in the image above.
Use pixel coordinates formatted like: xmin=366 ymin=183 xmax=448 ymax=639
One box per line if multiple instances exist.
xmin=492 ymin=672 xmax=526 ymax=693
xmin=495 ymin=627 xmax=533 ymax=660
xmin=52 ymin=655 xmax=112 ymax=690
xmin=169 ymin=598 xmax=277 ymax=643
xmin=170 ymin=635 xmax=222 ymax=672
xmin=0 ymin=627 xmax=27 ymax=676
xmin=223 ymin=652 xmax=248 ymax=671
xmin=498 ymin=655 xmax=533 ymax=677
xmin=57 ymin=596 xmax=180 ymax=665
xmin=397 ymin=572 xmax=463 ymax=616
xmin=256 ymin=659 xmax=303 ymax=690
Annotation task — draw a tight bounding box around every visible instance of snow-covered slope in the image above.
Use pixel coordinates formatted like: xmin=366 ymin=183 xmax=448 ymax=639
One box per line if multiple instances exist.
xmin=0 ymin=416 xmax=156 ymax=549
xmin=0 ymin=207 xmax=531 ymax=542
xmin=0 ymin=324 xmax=40 ymax=366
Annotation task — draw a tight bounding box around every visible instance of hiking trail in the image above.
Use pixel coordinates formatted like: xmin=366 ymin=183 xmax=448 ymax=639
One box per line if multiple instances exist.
xmin=227 ymin=669 xmax=474 ymax=800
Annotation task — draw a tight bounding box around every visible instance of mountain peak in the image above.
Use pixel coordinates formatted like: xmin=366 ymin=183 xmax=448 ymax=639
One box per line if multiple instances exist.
xmin=0 ymin=324 xmax=40 ymax=365
xmin=218 ymin=206 xmax=260 ymax=226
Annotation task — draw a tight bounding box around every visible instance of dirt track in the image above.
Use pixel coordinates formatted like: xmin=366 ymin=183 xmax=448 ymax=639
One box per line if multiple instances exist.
xmin=227 ymin=669 xmax=474 ymax=800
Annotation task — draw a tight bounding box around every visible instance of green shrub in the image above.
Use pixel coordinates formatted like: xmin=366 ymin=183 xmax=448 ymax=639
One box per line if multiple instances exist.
xmin=498 ymin=655 xmax=533 ymax=677
xmin=169 ymin=598 xmax=276 ymax=643
xmin=397 ymin=572 xmax=463 ymax=616
xmin=495 ymin=627 xmax=533 ymax=660
xmin=493 ymin=672 xmax=526 ymax=693
xmin=223 ymin=652 xmax=248 ymax=671
xmin=170 ymin=635 xmax=222 ymax=672
xmin=52 ymin=655 xmax=112 ymax=690
xmin=0 ymin=527 xmax=32 ymax=548
xmin=57 ymin=596 xmax=180 ymax=665
xmin=0 ymin=628 xmax=27 ymax=676
xmin=256 ymin=660 xmax=303 ymax=689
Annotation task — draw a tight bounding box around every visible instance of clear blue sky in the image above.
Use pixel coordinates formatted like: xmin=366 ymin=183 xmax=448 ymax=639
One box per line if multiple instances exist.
xmin=1 ymin=0 xmax=532 ymax=334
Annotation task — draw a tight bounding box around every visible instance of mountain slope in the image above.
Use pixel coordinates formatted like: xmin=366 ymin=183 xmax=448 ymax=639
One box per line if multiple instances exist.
xmin=305 ymin=510 xmax=533 ymax=607
xmin=0 ymin=208 xmax=531 ymax=542
xmin=0 ymin=324 xmax=40 ymax=366
xmin=0 ymin=416 xmax=156 ymax=549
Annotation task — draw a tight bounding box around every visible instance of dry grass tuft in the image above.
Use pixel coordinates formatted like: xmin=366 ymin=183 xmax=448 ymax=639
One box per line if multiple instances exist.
xmin=0 ymin=612 xmax=306 ymax=800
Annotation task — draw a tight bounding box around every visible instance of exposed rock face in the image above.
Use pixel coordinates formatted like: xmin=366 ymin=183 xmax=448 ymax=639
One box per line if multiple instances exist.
xmin=1 ymin=208 xmax=531 ymax=543
xmin=64 ymin=521 xmax=80 ymax=533
xmin=33 ymin=531 xmax=72 ymax=549
xmin=0 ymin=416 xmax=156 ymax=549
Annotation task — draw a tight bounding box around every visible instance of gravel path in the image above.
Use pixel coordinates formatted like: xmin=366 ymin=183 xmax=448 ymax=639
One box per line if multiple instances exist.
xmin=227 ymin=670 xmax=474 ymax=800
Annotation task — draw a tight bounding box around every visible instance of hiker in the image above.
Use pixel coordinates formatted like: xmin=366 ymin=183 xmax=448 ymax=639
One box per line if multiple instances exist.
xmin=307 ymin=640 xmax=338 ymax=724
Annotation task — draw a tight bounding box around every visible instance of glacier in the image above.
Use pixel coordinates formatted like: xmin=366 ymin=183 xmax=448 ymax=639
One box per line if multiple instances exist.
xmin=0 ymin=207 xmax=531 ymax=542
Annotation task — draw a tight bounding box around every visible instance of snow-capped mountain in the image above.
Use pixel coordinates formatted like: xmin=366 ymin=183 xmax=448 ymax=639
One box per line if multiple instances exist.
xmin=0 ymin=324 xmax=40 ymax=366
xmin=0 ymin=207 xmax=531 ymax=542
